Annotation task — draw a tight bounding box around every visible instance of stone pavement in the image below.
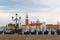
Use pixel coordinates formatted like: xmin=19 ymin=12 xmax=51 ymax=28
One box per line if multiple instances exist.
xmin=0 ymin=34 xmax=60 ymax=40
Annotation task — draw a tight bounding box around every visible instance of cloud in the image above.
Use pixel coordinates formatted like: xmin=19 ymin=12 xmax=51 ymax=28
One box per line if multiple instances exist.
xmin=0 ymin=0 xmax=49 ymax=12
xmin=0 ymin=0 xmax=60 ymax=26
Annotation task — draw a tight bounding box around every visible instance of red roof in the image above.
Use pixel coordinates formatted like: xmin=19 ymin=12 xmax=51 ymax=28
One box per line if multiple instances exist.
xmin=46 ymin=24 xmax=58 ymax=29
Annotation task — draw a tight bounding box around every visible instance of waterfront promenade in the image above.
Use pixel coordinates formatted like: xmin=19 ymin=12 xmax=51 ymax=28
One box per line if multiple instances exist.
xmin=0 ymin=34 xmax=60 ymax=40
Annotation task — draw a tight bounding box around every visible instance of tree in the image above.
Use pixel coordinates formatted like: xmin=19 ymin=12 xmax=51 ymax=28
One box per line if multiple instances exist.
xmin=8 ymin=23 xmax=15 ymax=27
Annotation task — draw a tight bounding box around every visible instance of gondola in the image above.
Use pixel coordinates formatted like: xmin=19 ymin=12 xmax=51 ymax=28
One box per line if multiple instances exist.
xmin=17 ymin=29 xmax=22 ymax=34
xmin=56 ymin=29 xmax=60 ymax=34
xmin=44 ymin=29 xmax=49 ymax=34
xmin=4 ymin=29 xmax=15 ymax=34
xmin=0 ymin=28 xmax=4 ymax=34
xmin=38 ymin=29 xmax=43 ymax=34
xmin=30 ymin=28 xmax=36 ymax=34
xmin=50 ymin=29 xmax=55 ymax=35
xmin=24 ymin=28 xmax=30 ymax=34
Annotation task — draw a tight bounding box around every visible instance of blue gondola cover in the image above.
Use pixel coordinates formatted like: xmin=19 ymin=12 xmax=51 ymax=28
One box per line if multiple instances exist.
xmin=30 ymin=28 xmax=36 ymax=34
xmin=55 ymin=29 xmax=60 ymax=34
xmin=38 ymin=29 xmax=43 ymax=34
xmin=24 ymin=28 xmax=30 ymax=34
xmin=56 ymin=29 xmax=59 ymax=33
xmin=44 ymin=29 xmax=49 ymax=34
xmin=51 ymin=29 xmax=55 ymax=34
xmin=0 ymin=28 xmax=4 ymax=34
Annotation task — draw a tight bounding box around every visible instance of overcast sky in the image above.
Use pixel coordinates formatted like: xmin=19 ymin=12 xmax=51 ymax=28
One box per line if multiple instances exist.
xmin=0 ymin=0 xmax=60 ymax=26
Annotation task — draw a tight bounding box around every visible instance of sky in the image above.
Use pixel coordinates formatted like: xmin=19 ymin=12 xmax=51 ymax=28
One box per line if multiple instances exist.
xmin=0 ymin=0 xmax=60 ymax=26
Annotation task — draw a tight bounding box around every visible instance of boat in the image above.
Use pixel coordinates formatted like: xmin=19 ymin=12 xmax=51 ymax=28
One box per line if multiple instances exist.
xmin=30 ymin=28 xmax=36 ymax=34
xmin=44 ymin=29 xmax=49 ymax=34
xmin=38 ymin=29 xmax=43 ymax=34
xmin=50 ymin=29 xmax=55 ymax=34
xmin=17 ymin=29 xmax=22 ymax=34
xmin=24 ymin=28 xmax=30 ymax=34
xmin=0 ymin=28 xmax=4 ymax=34
xmin=4 ymin=29 xmax=14 ymax=34
xmin=56 ymin=29 xmax=60 ymax=34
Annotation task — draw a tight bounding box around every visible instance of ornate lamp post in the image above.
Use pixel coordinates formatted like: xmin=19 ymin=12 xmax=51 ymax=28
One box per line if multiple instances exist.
xmin=12 ymin=13 xmax=21 ymax=33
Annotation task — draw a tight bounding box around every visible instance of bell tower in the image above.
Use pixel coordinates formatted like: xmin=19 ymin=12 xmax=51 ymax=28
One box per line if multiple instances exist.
xmin=25 ymin=13 xmax=29 ymax=27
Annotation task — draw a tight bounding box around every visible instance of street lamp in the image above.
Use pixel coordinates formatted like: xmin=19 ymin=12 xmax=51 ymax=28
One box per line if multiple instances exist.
xmin=12 ymin=13 xmax=21 ymax=33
